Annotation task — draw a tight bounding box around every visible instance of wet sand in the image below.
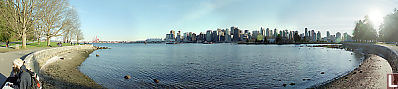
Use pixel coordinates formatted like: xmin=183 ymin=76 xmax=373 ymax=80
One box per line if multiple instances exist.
xmin=320 ymin=54 xmax=392 ymax=89
xmin=40 ymin=49 xmax=104 ymax=89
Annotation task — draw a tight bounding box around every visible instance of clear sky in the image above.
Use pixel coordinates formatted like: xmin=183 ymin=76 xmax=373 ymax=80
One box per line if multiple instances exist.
xmin=69 ymin=0 xmax=398 ymax=41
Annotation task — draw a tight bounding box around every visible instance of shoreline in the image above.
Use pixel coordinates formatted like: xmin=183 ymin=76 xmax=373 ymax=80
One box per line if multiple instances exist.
xmin=39 ymin=48 xmax=104 ymax=89
xmin=317 ymin=54 xmax=392 ymax=88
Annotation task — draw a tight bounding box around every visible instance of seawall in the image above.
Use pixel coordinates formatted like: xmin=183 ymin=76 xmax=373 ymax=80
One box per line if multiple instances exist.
xmin=23 ymin=45 xmax=96 ymax=73
xmin=342 ymin=43 xmax=398 ymax=72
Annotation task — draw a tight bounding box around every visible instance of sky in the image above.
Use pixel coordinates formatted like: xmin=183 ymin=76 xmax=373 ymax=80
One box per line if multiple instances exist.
xmin=69 ymin=0 xmax=398 ymax=41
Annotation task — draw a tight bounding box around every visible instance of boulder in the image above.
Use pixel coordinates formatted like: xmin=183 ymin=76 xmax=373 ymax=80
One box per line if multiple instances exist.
xmin=153 ymin=79 xmax=159 ymax=83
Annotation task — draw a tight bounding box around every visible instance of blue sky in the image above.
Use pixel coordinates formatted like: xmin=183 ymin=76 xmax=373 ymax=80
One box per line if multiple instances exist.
xmin=69 ymin=0 xmax=398 ymax=41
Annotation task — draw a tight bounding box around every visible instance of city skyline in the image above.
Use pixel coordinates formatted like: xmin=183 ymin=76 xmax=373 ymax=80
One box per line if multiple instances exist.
xmin=69 ymin=0 xmax=398 ymax=41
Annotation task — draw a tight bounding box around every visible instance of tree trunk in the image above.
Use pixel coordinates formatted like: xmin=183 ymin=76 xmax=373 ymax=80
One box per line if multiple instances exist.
xmin=47 ymin=36 xmax=51 ymax=46
xmin=22 ymin=31 xmax=27 ymax=49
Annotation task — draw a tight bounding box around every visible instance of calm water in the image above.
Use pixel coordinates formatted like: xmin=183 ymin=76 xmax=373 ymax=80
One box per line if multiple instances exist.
xmin=79 ymin=43 xmax=362 ymax=89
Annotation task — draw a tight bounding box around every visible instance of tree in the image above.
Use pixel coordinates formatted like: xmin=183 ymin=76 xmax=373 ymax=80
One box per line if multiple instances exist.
xmin=352 ymin=16 xmax=378 ymax=42
xmin=379 ymin=9 xmax=398 ymax=42
xmin=40 ymin=0 xmax=71 ymax=46
xmin=75 ymin=29 xmax=84 ymax=43
xmin=63 ymin=7 xmax=80 ymax=43
xmin=0 ymin=0 xmax=41 ymax=48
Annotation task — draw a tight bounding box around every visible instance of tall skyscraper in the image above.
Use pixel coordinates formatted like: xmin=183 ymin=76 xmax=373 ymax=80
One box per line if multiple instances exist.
xmin=317 ymin=31 xmax=321 ymax=41
xmin=305 ymin=28 xmax=308 ymax=37
xmin=232 ymin=27 xmax=240 ymax=42
xmin=260 ymin=27 xmax=265 ymax=37
xmin=274 ymin=28 xmax=278 ymax=38
xmin=266 ymin=28 xmax=270 ymax=38
xmin=206 ymin=30 xmax=212 ymax=42
xmin=170 ymin=30 xmax=175 ymax=39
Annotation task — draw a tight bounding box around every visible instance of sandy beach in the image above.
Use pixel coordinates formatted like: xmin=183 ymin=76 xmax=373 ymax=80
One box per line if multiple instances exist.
xmin=39 ymin=48 xmax=104 ymax=89
xmin=320 ymin=54 xmax=392 ymax=88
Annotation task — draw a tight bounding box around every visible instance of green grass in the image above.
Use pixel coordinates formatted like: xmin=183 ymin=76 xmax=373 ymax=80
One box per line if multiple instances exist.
xmin=0 ymin=41 xmax=76 ymax=53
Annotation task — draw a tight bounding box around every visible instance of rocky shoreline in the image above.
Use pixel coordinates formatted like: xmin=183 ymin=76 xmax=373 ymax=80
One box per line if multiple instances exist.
xmin=40 ymin=48 xmax=104 ymax=89
xmin=314 ymin=43 xmax=397 ymax=89
xmin=318 ymin=54 xmax=392 ymax=88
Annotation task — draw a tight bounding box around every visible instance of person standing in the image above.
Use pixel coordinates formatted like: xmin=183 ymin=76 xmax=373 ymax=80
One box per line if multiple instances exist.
xmin=6 ymin=40 xmax=9 ymax=48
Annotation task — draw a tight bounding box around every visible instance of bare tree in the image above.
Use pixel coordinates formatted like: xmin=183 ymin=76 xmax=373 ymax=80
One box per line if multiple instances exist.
xmin=75 ymin=28 xmax=83 ymax=43
xmin=40 ymin=0 xmax=71 ymax=46
xmin=63 ymin=7 xmax=79 ymax=43
xmin=0 ymin=0 xmax=41 ymax=48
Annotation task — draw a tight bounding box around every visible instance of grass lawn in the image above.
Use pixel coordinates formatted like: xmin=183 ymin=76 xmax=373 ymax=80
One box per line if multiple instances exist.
xmin=0 ymin=41 xmax=76 ymax=53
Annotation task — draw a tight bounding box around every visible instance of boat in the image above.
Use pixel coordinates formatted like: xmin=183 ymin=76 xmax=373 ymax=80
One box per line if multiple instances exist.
xmin=165 ymin=39 xmax=176 ymax=44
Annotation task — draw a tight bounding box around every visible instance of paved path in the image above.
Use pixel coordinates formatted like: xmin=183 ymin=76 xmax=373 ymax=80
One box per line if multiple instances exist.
xmin=0 ymin=47 xmax=49 ymax=84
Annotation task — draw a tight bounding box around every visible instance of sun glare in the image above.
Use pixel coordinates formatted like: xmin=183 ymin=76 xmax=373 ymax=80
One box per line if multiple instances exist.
xmin=368 ymin=9 xmax=384 ymax=27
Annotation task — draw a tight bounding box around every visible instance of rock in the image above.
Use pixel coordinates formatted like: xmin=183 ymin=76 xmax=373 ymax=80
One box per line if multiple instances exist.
xmin=96 ymin=54 xmax=99 ymax=57
xmin=124 ymin=75 xmax=131 ymax=79
xmin=303 ymin=78 xmax=311 ymax=81
xmin=289 ymin=83 xmax=295 ymax=85
xmin=345 ymin=77 xmax=348 ymax=79
xmin=320 ymin=72 xmax=325 ymax=74
xmin=359 ymin=71 xmax=363 ymax=73
xmin=153 ymin=79 xmax=160 ymax=83
xmin=282 ymin=84 xmax=287 ymax=87
xmin=60 ymin=58 xmax=64 ymax=60
xmin=353 ymin=72 xmax=356 ymax=74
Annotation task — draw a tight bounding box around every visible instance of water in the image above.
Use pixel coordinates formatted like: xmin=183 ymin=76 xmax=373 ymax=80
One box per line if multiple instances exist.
xmin=79 ymin=43 xmax=363 ymax=89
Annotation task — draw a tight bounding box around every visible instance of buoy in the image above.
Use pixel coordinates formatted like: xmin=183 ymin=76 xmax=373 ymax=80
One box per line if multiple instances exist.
xmin=96 ymin=54 xmax=99 ymax=57
xmin=320 ymin=72 xmax=325 ymax=74
xmin=124 ymin=75 xmax=131 ymax=79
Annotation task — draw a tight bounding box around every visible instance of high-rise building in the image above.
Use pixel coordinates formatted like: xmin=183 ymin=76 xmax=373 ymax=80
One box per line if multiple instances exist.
xmin=266 ymin=28 xmax=270 ymax=38
xmin=274 ymin=28 xmax=278 ymax=37
xmin=305 ymin=28 xmax=308 ymax=37
xmin=170 ymin=30 xmax=175 ymax=39
xmin=206 ymin=30 xmax=212 ymax=42
xmin=260 ymin=27 xmax=265 ymax=37
xmin=317 ymin=31 xmax=321 ymax=41
xmin=225 ymin=29 xmax=231 ymax=42
xmin=232 ymin=27 xmax=240 ymax=42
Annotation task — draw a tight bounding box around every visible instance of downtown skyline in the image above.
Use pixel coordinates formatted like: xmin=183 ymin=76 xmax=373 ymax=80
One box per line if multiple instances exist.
xmin=68 ymin=0 xmax=398 ymax=41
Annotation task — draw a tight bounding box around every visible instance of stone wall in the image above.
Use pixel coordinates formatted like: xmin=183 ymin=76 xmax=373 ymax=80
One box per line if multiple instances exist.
xmin=342 ymin=43 xmax=398 ymax=72
xmin=23 ymin=45 xmax=95 ymax=73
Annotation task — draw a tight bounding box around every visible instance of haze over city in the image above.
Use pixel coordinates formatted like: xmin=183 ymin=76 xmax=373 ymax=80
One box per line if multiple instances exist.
xmin=69 ymin=0 xmax=398 ymax=41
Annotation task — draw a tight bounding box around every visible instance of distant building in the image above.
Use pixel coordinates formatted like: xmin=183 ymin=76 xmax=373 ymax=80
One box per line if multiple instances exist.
xmin=232 ymin=27 xmax=240 ymax=42
xmin=317 ymin=31 xmax=321 ymax=41
xmin=206 ymin=30 xmax=212 ymax=42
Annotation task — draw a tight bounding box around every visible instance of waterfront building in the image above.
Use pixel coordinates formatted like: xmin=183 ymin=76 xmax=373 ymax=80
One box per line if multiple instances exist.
xmin=252 ymin=30 xmax=259 ymax=40
xmin=170 ymin=30 xmax=175 ymax=39
xmin=225 ymin=29 xmax=231 ymax=42
xmin=317 ymin=31 xmax=321 ymax=41
xmin=305 ymin=28 xmax=308 ymax=37
xmin=274 ymin=28 xmax=278 ymax=38
xmin=232 ymin=27 xmax=240 ymax=42
xmin=336 ymin=32 xmax=342 ymax=42
xmin=176 ymin=31 xmax=181 ymax=42
xmin=260 ymin=27 xmax=265 ymax=37
xmin=266 ymin=28 xmax=270 ymax=38
xmin=206 ymin=30 xmax=212 ymax=42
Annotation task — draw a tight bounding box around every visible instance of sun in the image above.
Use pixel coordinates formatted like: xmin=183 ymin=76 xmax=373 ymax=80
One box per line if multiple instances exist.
xmin=368 ymin=9 xmax=384 ymax=27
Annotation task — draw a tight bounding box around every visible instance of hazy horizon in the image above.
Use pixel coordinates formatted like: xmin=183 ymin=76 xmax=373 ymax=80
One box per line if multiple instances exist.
xmin=69 ymin=0 xmax=398 ymax=41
